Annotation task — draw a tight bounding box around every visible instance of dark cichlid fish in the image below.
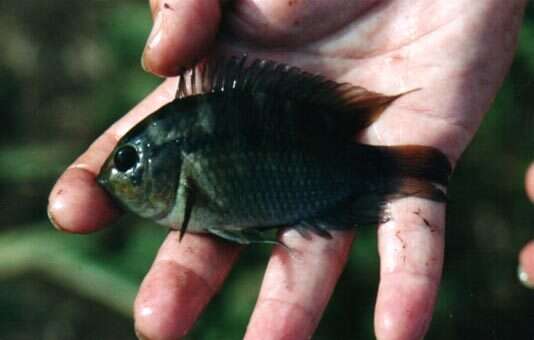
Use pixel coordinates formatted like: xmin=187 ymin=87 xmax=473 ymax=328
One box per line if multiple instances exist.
xmin=97 ymin=56 xmax=451 ymax=244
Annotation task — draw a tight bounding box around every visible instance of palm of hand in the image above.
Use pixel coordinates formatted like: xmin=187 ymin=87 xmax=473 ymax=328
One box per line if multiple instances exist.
xmin=48 ymin=1 xmax=524 ymax=339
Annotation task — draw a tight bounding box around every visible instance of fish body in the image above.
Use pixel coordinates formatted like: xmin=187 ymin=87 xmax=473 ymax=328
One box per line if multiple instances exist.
xmin=97 ymin=57 xmax=450 ymax=244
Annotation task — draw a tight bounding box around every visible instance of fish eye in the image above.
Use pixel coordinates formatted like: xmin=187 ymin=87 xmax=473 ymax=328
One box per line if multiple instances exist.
xmin=114 ymin=145 xmax=139 ymax=172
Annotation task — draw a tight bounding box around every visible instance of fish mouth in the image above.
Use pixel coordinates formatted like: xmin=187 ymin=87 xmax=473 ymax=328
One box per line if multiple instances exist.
xmin=95 ymin=161 xmax=110 ymax=187
xmin=96 ymin=172 xmax=116 ymax=203
xmin=95 ymin=158 xmax=115 ymax=196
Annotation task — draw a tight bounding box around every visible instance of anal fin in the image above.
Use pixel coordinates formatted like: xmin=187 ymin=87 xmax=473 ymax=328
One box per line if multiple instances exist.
xmin=293 ymin=222 xmax=333 ymax=239
xmin=207 ymin=227 xmax=287 ymax=248
xmin=292 ymin=176 xmax=447 ymax=241
xmin=296 ymin=194 xmax=393 ymax=237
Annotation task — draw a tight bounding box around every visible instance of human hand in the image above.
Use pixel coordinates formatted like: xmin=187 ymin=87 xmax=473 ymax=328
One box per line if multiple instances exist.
xmin=48 ymin=1 xmax=527 ymax=339
xmin=519 ymin=164 xmax=534 ymax=288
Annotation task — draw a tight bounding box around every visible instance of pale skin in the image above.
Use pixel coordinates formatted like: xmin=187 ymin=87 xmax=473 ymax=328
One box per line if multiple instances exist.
xmin=48 ymin=1 xmax=527 ymax=339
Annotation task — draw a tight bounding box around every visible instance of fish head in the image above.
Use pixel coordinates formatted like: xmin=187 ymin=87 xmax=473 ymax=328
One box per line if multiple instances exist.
xmin=97 ymin=108 xmax=184 ymax=220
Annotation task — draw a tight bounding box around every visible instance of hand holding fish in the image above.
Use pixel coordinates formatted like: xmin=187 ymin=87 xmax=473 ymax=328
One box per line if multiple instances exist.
xmin=48 ymin=1 xmax=526 ymax=339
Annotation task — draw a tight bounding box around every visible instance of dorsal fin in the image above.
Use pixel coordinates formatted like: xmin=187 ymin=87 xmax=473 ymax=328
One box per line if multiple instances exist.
xmin=175 ymin=56 xmax=415 ymax=141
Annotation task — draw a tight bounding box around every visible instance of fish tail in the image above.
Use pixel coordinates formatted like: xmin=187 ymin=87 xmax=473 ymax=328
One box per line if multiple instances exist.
xmin=349 ymin=143 xmax=451 ymax=202
xmin=373 ymin=144 xmax=451 ymax=187
xmin=370 ymin=144 xmax=451 ymax=204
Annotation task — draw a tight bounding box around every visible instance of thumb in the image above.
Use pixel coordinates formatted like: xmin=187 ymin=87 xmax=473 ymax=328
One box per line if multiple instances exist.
xmin=142 ymin=0 xmax=222 ymax=77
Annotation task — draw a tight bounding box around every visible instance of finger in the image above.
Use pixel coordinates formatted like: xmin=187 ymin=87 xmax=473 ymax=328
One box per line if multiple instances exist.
xmin=525 ymin=163 xmax=534 ymax=203
xmin=519 ymin=164 xmax=534 ymax=287
xmin=519 ymin=241 xmax=534 ymax=289
xmin=244 ymin=229 xmax=354 ymax=339
xmin=48 ymin=78 xmax=178 ymax=233
xmin=374 ymin=198 xmax=445 ymax=340
xmin=134 ymin=231 xmax=241 ymax=339
xmin=142 ymin=0 xmax=222 ymax=77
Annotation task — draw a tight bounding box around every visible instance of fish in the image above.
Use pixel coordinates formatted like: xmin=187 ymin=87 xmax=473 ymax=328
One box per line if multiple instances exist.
xmin=97 ymin=56 xmax=451 ymax=245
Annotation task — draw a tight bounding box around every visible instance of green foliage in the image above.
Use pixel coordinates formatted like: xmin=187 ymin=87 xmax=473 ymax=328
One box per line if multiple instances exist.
xmin=1 ymin=1 xmax=534 ymax=339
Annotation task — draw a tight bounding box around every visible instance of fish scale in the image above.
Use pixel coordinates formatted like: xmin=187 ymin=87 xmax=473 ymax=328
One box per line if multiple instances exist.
xmin=189 ymin=145 xmax=355 ymax=227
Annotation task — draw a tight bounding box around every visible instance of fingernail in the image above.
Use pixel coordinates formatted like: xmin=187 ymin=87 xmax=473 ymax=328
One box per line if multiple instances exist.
xmin=147 ymin=11 xmax=164 ymax=49
xmin=142 ymin=10 xmax=164 ymax=72
xmin=141 ymin=53 xmax=148 ymax=72
xmin=47 ymin=189 xmax=65 ymax=231
xmin=518 ymin=265 xmax=534 ymax=289
xmin=135 ymin=328 xmax=150 ymax=340
xmin=69 ymin=163 xmax=92 ymax=171
xmin=47 ymin=208 xmax=64 ymax=231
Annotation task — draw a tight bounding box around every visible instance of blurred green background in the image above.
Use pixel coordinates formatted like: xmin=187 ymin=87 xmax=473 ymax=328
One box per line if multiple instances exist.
xmin=1 ymin=1 xmax=534 ymax=339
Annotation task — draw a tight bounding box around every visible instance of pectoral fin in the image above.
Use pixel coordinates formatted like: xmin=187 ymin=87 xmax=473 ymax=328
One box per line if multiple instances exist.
xmin=178 ymin=177 xmax=196 ymax=242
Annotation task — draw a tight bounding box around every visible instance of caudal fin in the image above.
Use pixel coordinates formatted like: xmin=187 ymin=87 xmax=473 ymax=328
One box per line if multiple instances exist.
xmin=350 ymin=143 xmax=451 ymax=203
xmin=386 ymin=177 xmax=447 ymax=202
xmin=374 ymin=144 xmax=451 ymax=186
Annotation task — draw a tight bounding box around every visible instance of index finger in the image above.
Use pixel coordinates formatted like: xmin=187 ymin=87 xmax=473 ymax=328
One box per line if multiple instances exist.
xmin=47 ymin=78 xmax=178 ymax=233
